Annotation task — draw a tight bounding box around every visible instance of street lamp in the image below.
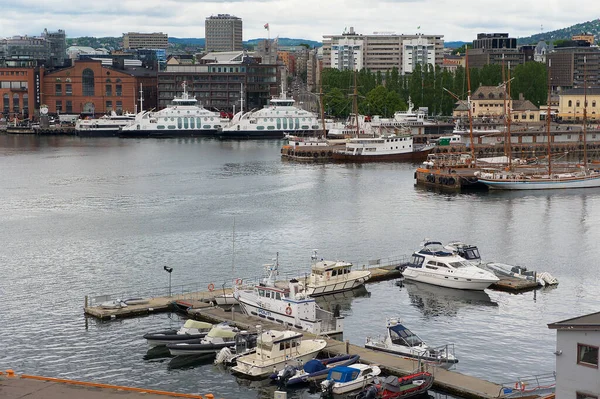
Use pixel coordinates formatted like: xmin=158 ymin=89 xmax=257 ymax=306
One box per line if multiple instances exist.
xmin=164 ymin=266 xmax=173 ymax=297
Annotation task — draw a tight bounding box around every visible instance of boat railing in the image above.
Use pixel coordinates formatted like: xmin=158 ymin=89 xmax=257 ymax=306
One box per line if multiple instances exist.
xmin=497 ymin=372 xmax=556 ymax=398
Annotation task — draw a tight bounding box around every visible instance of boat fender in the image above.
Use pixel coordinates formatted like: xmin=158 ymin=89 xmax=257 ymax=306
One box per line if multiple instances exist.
xmin=285 ymin=305 xmax=292 ymax=316
xmin=208 ymin=283 xmax=215 ymax=292
xmin=447 ymin=177 xmax=456 ymax=185
xmin=313 ymin=152 xmax=319 ymax=158
xmin=327 ymin=151 xmax=333 ymax=156
xmin=320 ymin=151 xmax=326 ymax=157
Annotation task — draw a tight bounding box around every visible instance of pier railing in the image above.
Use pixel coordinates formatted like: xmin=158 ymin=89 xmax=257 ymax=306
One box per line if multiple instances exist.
xmin=498 ymin=372 xmax=556 ymax=398
xmin=85 ymin=257 xmax=406 ymax=308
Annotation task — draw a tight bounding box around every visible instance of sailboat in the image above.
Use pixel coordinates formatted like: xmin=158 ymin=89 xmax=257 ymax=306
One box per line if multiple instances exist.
xmin=475 ymin=58 xmax=600 ymax=190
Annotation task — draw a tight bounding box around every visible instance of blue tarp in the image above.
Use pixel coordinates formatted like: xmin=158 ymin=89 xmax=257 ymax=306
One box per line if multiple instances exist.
xmin=327 ymin=366 xmax=359 ymax=383
xmin=304 ymin=359 xmax=326 ymax=373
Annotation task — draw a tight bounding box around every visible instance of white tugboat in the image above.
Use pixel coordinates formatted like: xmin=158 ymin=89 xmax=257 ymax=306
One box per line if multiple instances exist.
xmin=301 ymin=250 xmax=371 ymax=297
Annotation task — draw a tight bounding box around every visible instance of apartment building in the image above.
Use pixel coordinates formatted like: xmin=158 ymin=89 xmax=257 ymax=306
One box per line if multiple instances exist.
xmin=123 ymin=32 xmax=168 ymax=50
xmin=205 ymin=14 xmax=243 ymax=52
xmin=322 ymin=27 xmax=443 ymax=74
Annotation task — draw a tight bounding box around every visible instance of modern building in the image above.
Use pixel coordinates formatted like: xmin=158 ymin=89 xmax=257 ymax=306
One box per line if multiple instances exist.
xmin=158 ymin=53 xmax=279 ymax=111
xmin=467 ymin=33 xmax=524 ymax=69
xmin=42 ymin=29 xmax=67 ymax=68
xmin=122 ymin=32 xmax=168 ymax=50
xmin=42 ymin=59 xmax=157 ymax=116
xmin=548 ymin=311 xmax=600 ymax=399
xmin=0 ymin=28 xmax=67 ymax=68
xmin=556 ymin=87 xmax=600 ymax=122
xmin=306 ymin=48 xmax=321 ymax=92
xmin=322 ymin=28 xmax=444 ymax=74
xmin=205 ymin=14 xmax=243 ymax=52
xmin=548 ymin=47 xmax=600 ymax=91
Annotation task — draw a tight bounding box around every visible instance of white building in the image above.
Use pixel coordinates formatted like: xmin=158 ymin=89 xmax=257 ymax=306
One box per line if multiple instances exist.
xmin=402 ymin=36 xmax=436 ymax=74
xmin=330 ymin=37 xmax=364 ymax=71
xmin=548 ymin=312 xmax=600 ymax=399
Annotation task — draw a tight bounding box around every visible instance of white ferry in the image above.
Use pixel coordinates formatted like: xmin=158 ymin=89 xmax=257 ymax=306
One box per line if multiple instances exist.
xmin=75 ymin=112 xmax=135 ymax=137
xmin=121 ymin=83 xmax=228 ymax=138
xmin=219 ymin=95 xmax=321 ymax=139
xmin=332 ymin=133 xmax=434 ymax=162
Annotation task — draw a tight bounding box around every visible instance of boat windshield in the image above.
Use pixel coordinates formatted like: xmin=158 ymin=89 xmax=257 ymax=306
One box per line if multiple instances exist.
xmin=390 ymin=325 xmax=423 ymax=347
xmin=449 ymin=261 xmax=471 ymax=268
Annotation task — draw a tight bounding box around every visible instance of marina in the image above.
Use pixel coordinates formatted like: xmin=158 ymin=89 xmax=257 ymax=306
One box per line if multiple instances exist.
xmin=1 ymin=136 xmax=598 ymax=399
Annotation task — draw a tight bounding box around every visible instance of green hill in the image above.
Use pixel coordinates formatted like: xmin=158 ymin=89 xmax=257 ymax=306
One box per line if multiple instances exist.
xmin=518 ymin=18 xmax=600 ymax=45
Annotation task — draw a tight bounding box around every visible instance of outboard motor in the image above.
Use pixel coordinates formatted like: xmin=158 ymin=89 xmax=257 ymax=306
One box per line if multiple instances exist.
xmin=357 ymin=385 xmax=379 ymax=399
xmin=279 ymin=364 xmax=296 ymax=386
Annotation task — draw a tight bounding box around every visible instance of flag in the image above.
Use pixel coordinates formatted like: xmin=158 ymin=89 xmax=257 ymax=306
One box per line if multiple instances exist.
xmin=264 ymin=23 xmax=269 ymax=30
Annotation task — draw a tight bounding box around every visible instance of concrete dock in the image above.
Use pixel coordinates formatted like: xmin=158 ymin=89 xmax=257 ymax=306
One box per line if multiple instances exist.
xmin=0 ymin=372 xmax=211 ymax=399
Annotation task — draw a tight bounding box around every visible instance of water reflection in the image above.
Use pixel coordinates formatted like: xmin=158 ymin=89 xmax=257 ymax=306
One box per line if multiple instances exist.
xmin=400 ymin=280 xmax=497 ymax=318
xmin=168 ymin=354 xmax=216 ymax=369
xmin=144 ymin=345 xmax=172 ymax=360
xmin=314 ymin=286 xmax=371 ymax=313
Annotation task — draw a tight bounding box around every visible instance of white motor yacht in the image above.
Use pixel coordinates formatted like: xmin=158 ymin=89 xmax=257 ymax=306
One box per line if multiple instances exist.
xmin=401 ymin=240 xmax=499 ymax=290
xmin=365 ymin=317 xmax=458 ymax=368
xmin=301 ymin=250 xmax=371 ymax=297
xmin=231 ymin=330 xmax=327 ymax=379
xmin=75 ymin=111 xmax=135 ymax=137
xmin=234 ymin=260 xmax=344 ymax=336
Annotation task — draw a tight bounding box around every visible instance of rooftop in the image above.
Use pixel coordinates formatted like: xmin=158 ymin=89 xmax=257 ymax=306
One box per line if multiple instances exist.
xmin=548 ymin=311 xmax=600 ymax=330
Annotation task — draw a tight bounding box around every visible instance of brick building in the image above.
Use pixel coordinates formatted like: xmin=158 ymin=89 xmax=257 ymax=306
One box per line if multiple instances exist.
xmin=0 ymin=66 xmax=42 ymax=121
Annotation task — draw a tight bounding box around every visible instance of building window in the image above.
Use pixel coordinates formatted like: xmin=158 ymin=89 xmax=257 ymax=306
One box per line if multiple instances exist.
xmin=12 ymin=94 xmax=19 ymax=114
xmin=576 ymin=100 xmax=580 ymax=107
xmin=55 ymin=83 xmax=62 ymax=96
xmin=578 ymin=344 xmax=599 ymax=367
xmin=106 ymin=100 xmax=113 ymax=112
xmin=577 ymin=393 xmax=598 ymax=399
xmin=66 ymin=84 xmax=72 ymax=96
xmin=56 ymin=100 xmax=62 ymax=113
xmin=82 ymin=68 xmax=95 ymax=96
xmin=568 ymin=100 xmax=572 ymax=107
xmin=116 ymin=84 xmax=122 ymax=96
xmin=3 ymin=93 xmax=9 ymax=114
xmin=66 ymin=101 xmax=72 ymax=113
xmin=106 ymin=84 xmax=112 ymax=96
xmin=529 ymin=114 xmax=534 ymax=120
xmin=23 ymin=94 xmax=28 ymax=115
xmin=593 ymin=101 xmax=597 ymax=107
xmin=116 ymin=101 xmax=122 ymax=113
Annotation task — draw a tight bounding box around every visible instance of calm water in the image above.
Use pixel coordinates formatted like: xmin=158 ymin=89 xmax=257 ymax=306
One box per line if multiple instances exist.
xmin=0 ymin=135 xmax=599 ymax=398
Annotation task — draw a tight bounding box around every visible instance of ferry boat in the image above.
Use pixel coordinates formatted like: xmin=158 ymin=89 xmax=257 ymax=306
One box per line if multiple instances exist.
xmin=219 ymin=95 xmax=321 ymax=139
xmin=233 ymin=262 xmax=344 ymax=337
xmin=301 ymin=250 xmax=371 ymax=296
xmin=231 ymin=329 xmax=327 ymax=379
xmin=121 ymin=83 xmax=228 ymax=138
xmin=400 ymin=240 xmax=499 ymax=290
xmin=332 ymin=133 xmax=434 ymax=162
xmin=75 ymin=112 xmax=135 ymax=137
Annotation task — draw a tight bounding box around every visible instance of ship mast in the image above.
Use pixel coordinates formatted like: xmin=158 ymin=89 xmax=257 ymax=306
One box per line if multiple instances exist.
xmin=353 ymin=70 xmax=359 ymax=138
xmin=319 ymin=77 xmax=327 ymax=139
xmin=465 ymin=48 xmax=476 ymax=166
xmin=583 ymin=56 xmax=589 ymax=171
xmin=546 ymin=59 xmax=552 ymax=176
xmin=506 ymin=63 xmax=513 ymax=166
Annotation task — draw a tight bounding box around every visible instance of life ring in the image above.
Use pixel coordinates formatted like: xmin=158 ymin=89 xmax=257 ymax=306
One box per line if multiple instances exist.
xmin=208 ymin=283 xmax=215 ymax=292
xmin=327 ymin=151 xmax=333 ymax=156
xmin=306 ymin=152 xmax=312 ymax=157
xmin=497 ymin=137 xmax=502 ymax=142
xmin=235 ymin=278 xmax=242 ymax=285
xmin=285 ymin=306 xmax=292 ymax=316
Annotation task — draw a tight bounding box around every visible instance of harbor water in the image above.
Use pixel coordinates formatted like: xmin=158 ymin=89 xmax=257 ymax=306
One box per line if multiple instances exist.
xmin=0 ymin=135 xmax=599 ymax=398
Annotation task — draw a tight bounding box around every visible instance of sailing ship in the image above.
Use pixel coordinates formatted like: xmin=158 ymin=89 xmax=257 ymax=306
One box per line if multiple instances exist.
xmin=475 ymin=58 xmax=600 ymax=190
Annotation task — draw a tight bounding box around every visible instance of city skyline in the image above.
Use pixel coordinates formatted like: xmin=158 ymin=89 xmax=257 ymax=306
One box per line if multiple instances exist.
xmin=0 ymin=0 xmax=596 ymax=43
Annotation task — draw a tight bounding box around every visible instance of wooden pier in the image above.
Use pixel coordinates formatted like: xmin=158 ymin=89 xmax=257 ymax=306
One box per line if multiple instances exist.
xmin=415 ymin=167 xmax=486 ymax=191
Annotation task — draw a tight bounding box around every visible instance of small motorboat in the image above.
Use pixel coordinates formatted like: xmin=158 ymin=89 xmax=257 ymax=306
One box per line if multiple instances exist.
xmin=356 ymin=372 xmax=434 ymax=399
xmin=143 ymin=319 xmax=213 ymax=347
xmin=365 ymin=318 xmax=458 ymax=368
xmin=166 ymin=323 xmax=246 ymax=356
xmin=100 ymin=299 xmax=127 ymax=309
xmin=214 ymin=331 xmax=258 ymax=366
xmin=271 ymin=354 xmax=360 ymax=386
xmin=321 ymin=364 xmax=381 ymax=395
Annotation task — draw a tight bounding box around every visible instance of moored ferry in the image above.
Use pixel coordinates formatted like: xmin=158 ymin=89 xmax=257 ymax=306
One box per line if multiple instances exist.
xmin=75 ymin=112 xmax=135 ymax=137
xmin=219 ymin=96 xmax=321 ymax=139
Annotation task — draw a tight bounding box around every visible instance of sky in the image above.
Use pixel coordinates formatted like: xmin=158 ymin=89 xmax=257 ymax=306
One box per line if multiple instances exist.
xmin=0 ymin=0 xmax=595 ymax=43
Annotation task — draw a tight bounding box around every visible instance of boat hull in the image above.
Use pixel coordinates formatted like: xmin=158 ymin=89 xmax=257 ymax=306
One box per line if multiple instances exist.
xmin=478 ymin=174 xmax=600 ymax=190
xmin=402 ymin=269 xmax=496 ymax=290
xmin=232 ymin=348 xmax=324 ymax=379
xmin=364 ymin=342 xmax=458 ymax=368
xmin=143 ymin=331 xmax=209 ymax=347
xmin=332 ymin=148 xmax=433 ymax=163
xmin=167 ymin=341 xmax=235 ymax=356
xmin=76 ymin=129 xmax=121 ymax=138
xmin=119 ymin=129 xmax=219 ymax=139
xmin=219 ymin=129 xmax=319 ymax=140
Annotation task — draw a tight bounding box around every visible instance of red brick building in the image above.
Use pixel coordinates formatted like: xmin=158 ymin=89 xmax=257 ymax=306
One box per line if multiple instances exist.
xmin=0 ymin=67 xmax=42 ymax=121
xmin=42 ymin=60 xmax=157 ymax=116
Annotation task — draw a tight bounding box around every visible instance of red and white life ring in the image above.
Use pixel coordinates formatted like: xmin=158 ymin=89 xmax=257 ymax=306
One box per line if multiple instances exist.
xmin=208 ymin=283 xmax=215 ymax=292
xmin=285 ymin=306 xmax=292 ymax=316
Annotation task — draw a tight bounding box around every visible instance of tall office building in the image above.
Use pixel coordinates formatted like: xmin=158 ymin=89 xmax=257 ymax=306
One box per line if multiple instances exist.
xmin=205 ymin=14 xmax=243 ymax=52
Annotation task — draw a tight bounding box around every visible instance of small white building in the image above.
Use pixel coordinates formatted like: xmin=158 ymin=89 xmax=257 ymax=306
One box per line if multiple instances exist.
xmin=548 ymin=312 xmax=600 ymax=399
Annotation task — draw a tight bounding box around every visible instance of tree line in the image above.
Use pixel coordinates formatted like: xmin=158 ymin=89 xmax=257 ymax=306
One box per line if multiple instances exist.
xmin=321 ymin=61 xmax=548 ymax=119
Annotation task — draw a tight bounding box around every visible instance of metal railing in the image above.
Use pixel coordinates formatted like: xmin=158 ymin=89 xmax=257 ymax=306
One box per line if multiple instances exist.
xmin=497 ymin=372 xmax=556 ymax=398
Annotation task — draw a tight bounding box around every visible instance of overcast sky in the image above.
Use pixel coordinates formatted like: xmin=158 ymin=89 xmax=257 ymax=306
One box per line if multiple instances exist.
xmin=0 ymin=0 xmax=594 ymax=43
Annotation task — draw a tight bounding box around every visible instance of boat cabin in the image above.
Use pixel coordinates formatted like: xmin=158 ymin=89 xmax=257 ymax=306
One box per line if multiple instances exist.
xmin=310 ymin=260 xmax=353 ymax=279
xmin=327 ymin=365 xmax=373 ymax=382
xmin=446 ymin=242 xmax=481 ymax=262
xmin=409 ymin=241 xmax=472 ymax=270
xmin=256 ymin=330 xmax=303 ymax=358
xmin=387 ymin=320 xmax=424 ymax=348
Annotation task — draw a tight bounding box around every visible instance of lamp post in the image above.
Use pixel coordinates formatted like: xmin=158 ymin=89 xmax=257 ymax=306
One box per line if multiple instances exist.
xmin=164 ymin=266 xmax=173 ymax=297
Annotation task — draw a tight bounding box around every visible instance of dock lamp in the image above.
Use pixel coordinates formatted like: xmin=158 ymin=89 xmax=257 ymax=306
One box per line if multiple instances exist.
xmin=164 ymin=266 xmax=173 ymax=297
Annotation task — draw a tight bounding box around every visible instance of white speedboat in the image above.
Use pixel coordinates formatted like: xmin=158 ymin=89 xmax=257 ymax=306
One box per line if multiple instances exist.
xmin=214 ymin=332 xmax=258 ymax=366
xmin=401 ymin=240 xmax=499 ymax=290
xmin=143 ymin=319 xmax=213 ymax=347
xmin=365 ymin=318 xmax=458 ymax=368
xmin=166 ymin=323 xmax=240 ymax=355
xmin=121 ymin=82 xmax=227 ymax=138
xmin=75 ymin=111 xmax=135 ymax=137
xmin=219 ymin=95 xmax=321 ymax=139
xmin=231 ymin=330 xmax=327 ymax=379
xmin=301 ymin=250 xmax=371 ymax=297
xmin=234 ymin=261 xmax=344 ymax=336
xmin=321 ymin=364 xmax=381 ymax=395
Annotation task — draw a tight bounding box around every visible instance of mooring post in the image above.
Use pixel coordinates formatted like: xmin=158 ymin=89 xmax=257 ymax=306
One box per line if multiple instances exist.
xmin=345 ymin=339 xmax=350 ymax=354
xmin=84 ymin=295 xmax=88 ymax=308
